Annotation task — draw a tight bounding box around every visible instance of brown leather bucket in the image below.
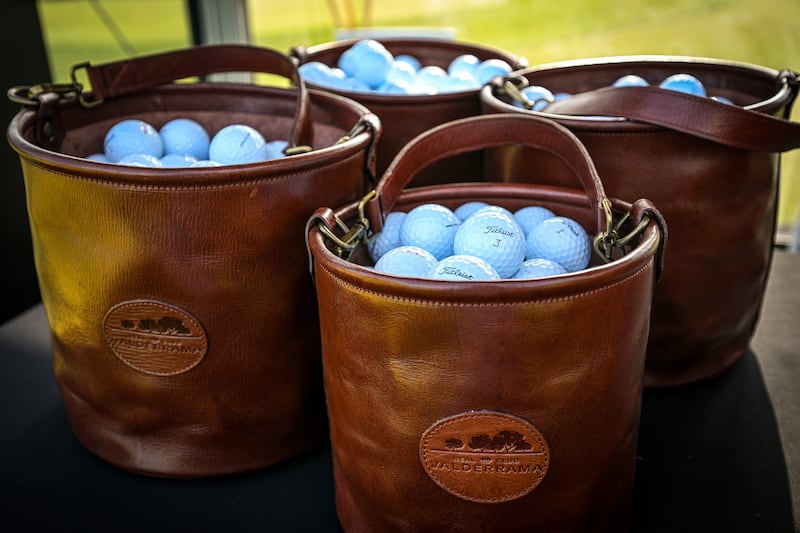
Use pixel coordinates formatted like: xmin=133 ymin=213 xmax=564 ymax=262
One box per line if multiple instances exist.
xmin=306 ymin=114 xmax=665 ymax=532
xmin=481 ymin=56 xmax=800 ymax=387
xmin=7 ymin=45 xmax=380 ymax=478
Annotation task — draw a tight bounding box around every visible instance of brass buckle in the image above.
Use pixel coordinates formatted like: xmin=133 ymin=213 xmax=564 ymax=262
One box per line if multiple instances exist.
xmin=316 ymin=190 xmax=377 ymax=260
xmin=7 ymin=82 xmax=82 ymax=106
xmin=6 ymin=62 xmax=102 ymax=108
xmin=593 ymin=199 xmax=650 ymax=262
xmin=501 ymin=78 xmax=554 ymax=111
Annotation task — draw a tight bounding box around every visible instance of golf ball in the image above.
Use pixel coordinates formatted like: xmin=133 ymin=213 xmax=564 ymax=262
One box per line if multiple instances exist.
xmin=86 ymin=153 xmax=109 ymax=163
xmin=209 ymin=124 xmax=268 ymax=165
xmin=453 ymin=210 xmax=526 ymax=278
xmin=526 ymin=216 xmax=592 ymax=272
xmin=513 ymin=85 xmax=554 ymax=111
xmin=159 ymin=118 xmax=210 ymax=160
xmin=374 ymin=245 xmax=438 ymax=278
xmin=103 ymin=119 xmax=164 ymax=163
xmin=368 ymin=211 xmax=407 ymax=262
xmin=475 ymin=58 xmax=513 ymax=85
xmin=454 ymin=201 xmax=489 ymax=222
xmin=659 ymin=73 xmax=706 ymax=97
xmin=400 ymin=204 xmax=460 ymax=260
xmin=512 ymin=258 xmax=568 ymax=279
xmin=514 ymin=205 xmax=555 ymax=235
xmin=350 ymin=39 xmax=394 ymax=89
xmin=428 ymin=254 xmax=501 ymax=281
xmin=612 ymin=74 xmax=649 ymax=87
xmin=159 ymin=153 xmax=198 ymax=167
xmin=394 ymin=54 xmax=421 ymax=72
xmin=117 ymin=153 xmax=164 ymax=167
xmin=448 ymin=54 xmax=480 ymax=77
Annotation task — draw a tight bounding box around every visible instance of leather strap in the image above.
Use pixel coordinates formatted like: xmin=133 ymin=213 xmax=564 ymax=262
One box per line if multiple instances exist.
xmin=366 ymin=114 xmax=611 ymax=234
xmin=81 ymin=44 xmax=313 ymax=147
xmin=543 ymin=75 xmax=800 ymax=153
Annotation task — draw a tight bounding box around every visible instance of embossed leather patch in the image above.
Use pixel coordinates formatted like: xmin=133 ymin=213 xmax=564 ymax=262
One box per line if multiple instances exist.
xmin=419 ymin=410 xmax=549 ymax=504
xmin=103 ymin=299 xmax=207 ymax=376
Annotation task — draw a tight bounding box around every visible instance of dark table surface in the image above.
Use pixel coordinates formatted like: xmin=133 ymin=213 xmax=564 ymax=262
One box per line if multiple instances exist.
xmin=2 ymin=251 xmax=798 ymax=532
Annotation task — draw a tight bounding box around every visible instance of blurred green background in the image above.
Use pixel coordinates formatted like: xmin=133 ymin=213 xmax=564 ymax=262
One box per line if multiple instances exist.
xmin=36 ymin=0 xmax=800 ymax=231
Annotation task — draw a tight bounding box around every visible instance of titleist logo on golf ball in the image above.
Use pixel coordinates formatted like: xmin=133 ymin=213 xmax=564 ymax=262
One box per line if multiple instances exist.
xmin=440 ymin=266 xmax=475 ymax=280
xmin=103 ymin=299 xmax=207 ymax=376
xmin=483 ymin=225 xmax=515 ymax=237
xmin=419 ymin=410 xmax=550 ymax=503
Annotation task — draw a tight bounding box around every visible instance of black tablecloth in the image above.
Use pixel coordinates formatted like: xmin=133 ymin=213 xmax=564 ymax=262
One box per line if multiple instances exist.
xmin=2 ymin=256 xmax=797 ymax=532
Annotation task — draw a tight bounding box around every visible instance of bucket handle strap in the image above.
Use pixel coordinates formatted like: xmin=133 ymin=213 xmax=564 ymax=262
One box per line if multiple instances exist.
xmin=535 ymin=70 xmax=800 ymax=153
xmin=10 ymin=44 xmax=313 ymax=149
xmin=367 ymin=114 xmax=611 ymax=234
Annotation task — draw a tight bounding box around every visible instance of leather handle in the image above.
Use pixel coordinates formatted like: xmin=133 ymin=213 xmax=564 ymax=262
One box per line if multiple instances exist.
xmin=543 ymin=75 xmax=800 ymax=153
xmin=366 ymin=114 xmax=610 ymax=234
xmin=80 ymin=44 xmax=313 ymax=147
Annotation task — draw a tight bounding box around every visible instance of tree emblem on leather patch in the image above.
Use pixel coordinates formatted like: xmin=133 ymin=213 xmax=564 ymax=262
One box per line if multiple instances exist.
xmin=419 ymin=410 xmax=549 ymax=503
xmin=103 ymin=299 xmax=207 ymax=376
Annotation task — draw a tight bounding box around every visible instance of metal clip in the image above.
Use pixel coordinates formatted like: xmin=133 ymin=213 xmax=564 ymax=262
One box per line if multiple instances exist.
xmin=7 ymin=82 xmax=82 ymax=106
xmin=500 ymin=78 xmax=553 ymax=111
xmin=780 ymin=68 xmax=799 ymax=89
xmin=593 ymin=199 xmax=650 ymax=262
xmin=316 ymin=190 xmax=376 ymax=260
xmin=334 ymin=117 xmax=373 ymax=146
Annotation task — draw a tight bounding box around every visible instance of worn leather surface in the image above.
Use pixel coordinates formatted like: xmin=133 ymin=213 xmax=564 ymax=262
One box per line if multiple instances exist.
xmin=7 ymin=46 xmax=379 ymax=478
xmin=307 ymin=115 xmax=663 ymax=532
xmin=292 ymin=37 xmax=527 ymax=187
xmin=481 ymin=56 xmax=800 ymax=387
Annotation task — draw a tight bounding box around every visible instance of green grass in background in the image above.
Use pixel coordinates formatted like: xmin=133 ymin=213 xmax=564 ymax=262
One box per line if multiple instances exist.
xmin=36 ymin=0 xmax=800 ymax=228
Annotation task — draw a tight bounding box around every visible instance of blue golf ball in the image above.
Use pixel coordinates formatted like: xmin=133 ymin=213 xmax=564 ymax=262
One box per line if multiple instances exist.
xmin=454 ymin=201 xmax=489 ymax=222
xmin=159 ymin=118 xmax=210 ymax=160
xmin=336 ymin=48 xmax=359 ymax=78
xmin=265 ymin=139 xmax=289 ymax=160
xmin=512 ymin=258 xmax=568 ymax=279
xmin=514 ymin=205 xmax=555 ymax=235
xmin=376 ymin=79 xmax=413 ymax=95
xmin=374 ymin=245 xmax=438 ymax=278
xmin=103 ymin=119 xmax=164 ymax=163
xmin=475 ymin=58 xmax=513 ymax=85
xmin=659 ymin=73 xmax=706 ymax=97
xmin=526 ymin=216 xmax=592 ymax=272
xmin=350 ymin=40 xmax=394 ymax=89
xmin=453 ymin=210 xmax=526 ymax=279
xmin=299 ymin=61 xmax=346 ymax=88
xmin=513 ymin=85 xmax=554 ymax=111
xmin=190 ymin=159 xmax=222 ymax=167
xmin=472 ymin=204 xmax=514 ymax=220
xmin=386 ymin=60 xmax=417 ymax=85
xmin=368 ymin=211 xmax=407 ymax=262
xmin=448 ymin=54 xmax=480 ymax=77
xmin=394 ymin=54 xmax=421 ymax=72
xmin=339 ymin=77 xmax=372 ymax=92
xmin=209 ymin=124 xmax=268 ymax=165
xmin=400 ymin=203 xmax=460 ymax=260
xmin=443 ymin=70 xmax=479 ymax=92
xmin=612 ymin=74 xmax=649 ymax=87
xmin=117 ymin=153 xmax=164 ymax=167
xmin=160 ymin=153 xmax=198 ymax=167
xmin=415 ymin=65 xmax=449 ymax=92
xmin=428 ymin=255 xmax=501 ymax=282
xmin=86 ymin=153 xmax=109 ymax=163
